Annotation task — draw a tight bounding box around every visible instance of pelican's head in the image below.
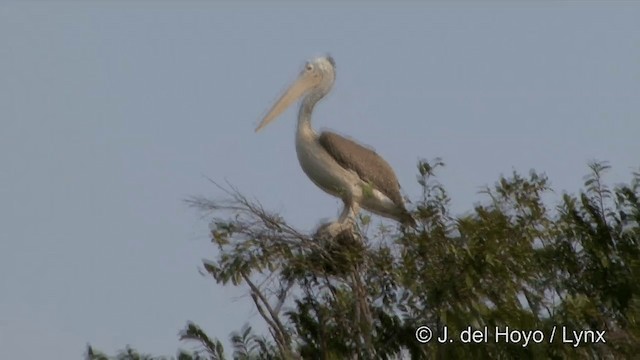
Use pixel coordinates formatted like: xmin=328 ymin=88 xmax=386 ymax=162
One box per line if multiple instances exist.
xmin=255 ymin=56 xmax=336 ymax=132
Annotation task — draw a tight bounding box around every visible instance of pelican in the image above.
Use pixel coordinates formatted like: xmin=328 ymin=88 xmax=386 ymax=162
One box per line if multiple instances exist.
xmin=255 ymin=56 xmax=416 ymax=232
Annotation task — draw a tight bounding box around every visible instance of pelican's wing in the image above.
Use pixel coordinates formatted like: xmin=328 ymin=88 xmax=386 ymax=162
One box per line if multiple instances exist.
xmin=318 ymin=131 xmax=405 ymax=206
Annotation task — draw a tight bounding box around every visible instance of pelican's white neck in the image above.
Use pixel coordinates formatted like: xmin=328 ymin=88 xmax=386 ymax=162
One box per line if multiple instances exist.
xmin=296 ymin=91 xmax=323 ymax=137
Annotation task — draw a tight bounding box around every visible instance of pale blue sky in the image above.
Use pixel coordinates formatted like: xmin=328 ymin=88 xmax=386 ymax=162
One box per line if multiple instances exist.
xmin=1 ymin=1 xmax=639 ymax=358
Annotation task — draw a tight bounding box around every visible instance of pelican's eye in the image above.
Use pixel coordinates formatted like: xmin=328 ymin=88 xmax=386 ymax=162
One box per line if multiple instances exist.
xmin=305 ymin=64 xmax=313 ymax=72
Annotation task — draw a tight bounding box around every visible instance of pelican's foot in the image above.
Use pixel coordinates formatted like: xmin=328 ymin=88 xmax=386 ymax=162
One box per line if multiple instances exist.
xmin=311 ymin=219 xmax=365 ymax=276
xmin=314 ymin=220 xmax=362 ymax=248
xmin=313 ymin=219 xmax=357 ymax=242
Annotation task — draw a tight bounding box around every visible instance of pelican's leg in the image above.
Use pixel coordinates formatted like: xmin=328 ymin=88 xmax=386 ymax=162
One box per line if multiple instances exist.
xmin=314 ymin=197 xmax=363 ymax=241
xmin=337 ymin=199 xmax=361 ymax=235
xmin=348 ymin=201 xmax=360 ymax=227
xmin=321 ymin=203 xmax=350 ymax=239
xmin=316 ymin=200 xmax=356 ymax=240
xmin=346 ymin=201 xmax=362 ymax=242
xmin=337 ymin=201 xmax=351 ymax=224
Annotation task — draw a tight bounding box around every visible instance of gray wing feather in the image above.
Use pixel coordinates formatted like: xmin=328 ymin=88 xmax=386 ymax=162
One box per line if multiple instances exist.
xmin=318 ymin=131 xmax=404 ymax=206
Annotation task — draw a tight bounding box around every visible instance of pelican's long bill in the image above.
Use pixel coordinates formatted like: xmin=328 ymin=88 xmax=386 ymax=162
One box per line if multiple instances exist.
xmin=255 ymin=70 xmax=318 ymax=132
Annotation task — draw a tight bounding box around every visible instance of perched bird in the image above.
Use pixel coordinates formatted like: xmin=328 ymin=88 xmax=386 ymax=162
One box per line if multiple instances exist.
xmin=256 ymin=56 xmax=415 ymax=235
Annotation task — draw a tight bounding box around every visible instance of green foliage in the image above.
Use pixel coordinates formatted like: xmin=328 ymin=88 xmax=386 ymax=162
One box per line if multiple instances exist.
xmin=84 ymin=345 xmax=200 ymax=360
xmin=179 ymin=322 xmax=227 ymax=360
xmin=88 ymin=161 xmax=640 ymax=359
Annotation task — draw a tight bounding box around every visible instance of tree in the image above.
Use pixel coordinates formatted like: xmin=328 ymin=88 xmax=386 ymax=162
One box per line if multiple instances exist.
xmin=87 ymin=160 xmax=640 ymax=359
